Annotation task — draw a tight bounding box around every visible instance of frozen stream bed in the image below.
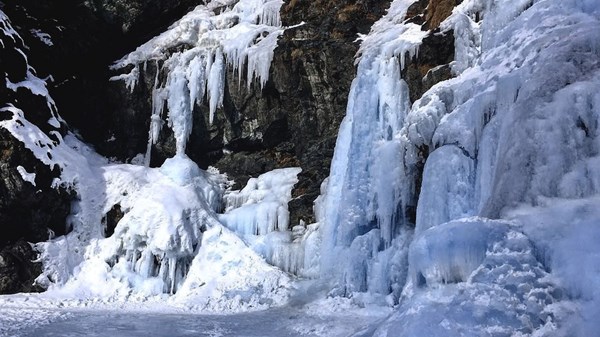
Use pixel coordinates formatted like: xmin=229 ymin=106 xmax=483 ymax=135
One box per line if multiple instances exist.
xmin=0 ymin=300 xmax=389 ymax=337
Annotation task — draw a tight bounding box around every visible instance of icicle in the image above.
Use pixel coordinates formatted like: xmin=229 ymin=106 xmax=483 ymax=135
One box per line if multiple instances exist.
xmin=110 ymin=0 xmax=285 ymax=150
xmin=207 ymin=48 xmax=225 ymax=124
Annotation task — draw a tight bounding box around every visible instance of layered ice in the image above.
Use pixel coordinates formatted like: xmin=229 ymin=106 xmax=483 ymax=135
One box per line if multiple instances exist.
xmin=368 ymin=218 xmax=558 ymax=337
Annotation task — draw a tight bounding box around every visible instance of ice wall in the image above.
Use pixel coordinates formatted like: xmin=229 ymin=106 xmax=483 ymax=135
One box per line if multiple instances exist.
xmin=110 ymin=0 xmax=284 ymax=162
xmin=319 ymin=0 xmax=600 ymax=327
xmin=316 ymin=0 xmax=600 ymax=333
xmin=318 ymin=0 xmax=426 ymax=301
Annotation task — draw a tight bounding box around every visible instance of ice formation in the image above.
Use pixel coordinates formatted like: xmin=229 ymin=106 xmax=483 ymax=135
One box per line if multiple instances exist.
xmin=218 ymin=167 xmax=319 ymax=276
xmin=317 ymin=0 xmax=426 ymax=300
xmin=2 ymin=0 xmax=600 ymax=333
xmin=110 ymin=0 xmax=285 ymax=163
xmin=1 ymin=5 xmax=291 ymax=312
xmin=371 ymin=218 xmax=559 ymax=337
xmin=312 ymin=0 xmax=600 ymax=333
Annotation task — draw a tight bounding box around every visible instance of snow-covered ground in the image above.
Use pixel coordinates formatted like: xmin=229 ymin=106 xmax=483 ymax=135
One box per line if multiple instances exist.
xmin=0 ymin=295 xmax=389 ymax=337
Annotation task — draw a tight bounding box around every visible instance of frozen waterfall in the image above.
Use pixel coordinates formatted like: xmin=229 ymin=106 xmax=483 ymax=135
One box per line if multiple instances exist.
xmin=312 ymin=0 xmax=600 ymax=334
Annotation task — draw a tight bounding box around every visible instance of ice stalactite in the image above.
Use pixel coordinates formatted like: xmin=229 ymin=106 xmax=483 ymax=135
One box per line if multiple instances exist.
xmin=110 ymin=0 xmax=284 ymax=162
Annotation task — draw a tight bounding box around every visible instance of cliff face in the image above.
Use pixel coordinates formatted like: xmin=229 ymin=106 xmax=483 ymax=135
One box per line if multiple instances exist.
xmin=0 ymin=0 xmax=198 ymax=293
xmin=99 ymin=0 xmax=392 ymax=226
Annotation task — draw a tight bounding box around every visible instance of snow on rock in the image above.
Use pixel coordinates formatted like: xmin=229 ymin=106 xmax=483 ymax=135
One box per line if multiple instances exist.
xmin=110 ymin=0 xmax=285 ymax=162
xmin=16 ymin=165 xmax=37 ymax=186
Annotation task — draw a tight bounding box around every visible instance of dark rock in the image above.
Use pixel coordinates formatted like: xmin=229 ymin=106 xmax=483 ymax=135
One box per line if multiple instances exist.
xmin=103 ymin=203 xmax=124 ymax=237
xmin=1 ymin=0 xmax=200 ymax=148
xmin=0 ymin=14 xmax=73 ymax=278
xmin=402 ymin=29 xmax=455 ymax=103
xmin=0 ymin=128 xmax=73 ymax=249
xmin=0 ymin=240 xmax=44 ymax=294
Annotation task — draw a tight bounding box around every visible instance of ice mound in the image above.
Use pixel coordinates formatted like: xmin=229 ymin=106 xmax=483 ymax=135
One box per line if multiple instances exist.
xmin=174 ymin=225 xmax=291 ymax=312
xmin=218 ymin=167 xmax=319 ymax=277
xmin=369 ymin=217 xmax=559 ymax=337
xmin=409 ymin=218 xmax=510 ymax=286
xmin=32 ymin=155 xmax=291 ymax=311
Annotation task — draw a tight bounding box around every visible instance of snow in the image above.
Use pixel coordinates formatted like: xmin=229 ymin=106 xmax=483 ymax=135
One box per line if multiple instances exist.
xmin=16 ymin=165 xmax=37 ymax=186
xmin=30 ymin=28 xmax=54 ymax=46
xmin=0 ymin=300 xmax=389 ymax=337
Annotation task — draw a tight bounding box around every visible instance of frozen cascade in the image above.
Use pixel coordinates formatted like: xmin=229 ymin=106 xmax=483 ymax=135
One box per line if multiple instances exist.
xmin=1 ymin=6 xmax=291 ymax=310
xmin=318 ymin=0 xmax=426 ymax=300
xmin=218 ymin=167 xmax=320 ymax=277
xmin=314 ymin=0 xmax=600 ymax=334
xmin=110 ymin=0 xmax=285 ymax=162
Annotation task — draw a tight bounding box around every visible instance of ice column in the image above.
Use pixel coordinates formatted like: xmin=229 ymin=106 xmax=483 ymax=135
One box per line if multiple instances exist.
xmin=319 ymin=0 xmax=427 ymax=299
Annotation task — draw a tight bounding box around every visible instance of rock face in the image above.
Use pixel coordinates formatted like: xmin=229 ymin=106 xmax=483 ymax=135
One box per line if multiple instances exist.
xmin=2 ymin=0 xmax=199 ymax=146
xmin=0 ymin=240 xmax=43 ymax=294
xmin=0 ymin=10 xmax=73 ymax=294
xmin=73 ymin=0 xmax=457 ymax=228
